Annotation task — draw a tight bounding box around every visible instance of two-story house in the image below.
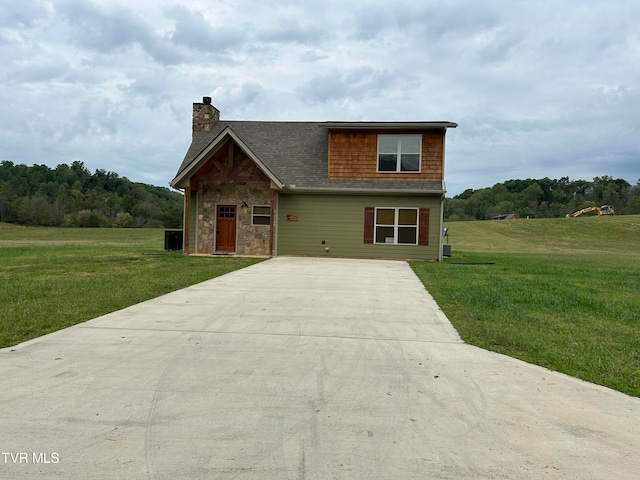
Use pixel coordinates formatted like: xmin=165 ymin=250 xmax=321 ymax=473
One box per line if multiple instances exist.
xmin=170 ymin=97 xmax=457 ymax=261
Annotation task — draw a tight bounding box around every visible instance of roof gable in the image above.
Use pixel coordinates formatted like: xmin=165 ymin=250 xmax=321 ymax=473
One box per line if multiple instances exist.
xmin=189 ymin=139 xmax=271 ymax=185
xmin=172 ymin=126 xmax=284 ymax=189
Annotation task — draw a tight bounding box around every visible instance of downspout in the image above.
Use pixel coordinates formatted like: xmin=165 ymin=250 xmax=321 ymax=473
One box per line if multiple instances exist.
xmin=439 ymin=192 xmax=445 ymax=261
xmin=269 ymin=188 xmax=277 ymax=256
xmin=183 ymin=187 xmax=190 ymax=254
xmin=439 ymin=128 xmax=447 ymax=262
xmin=271 ymin=188 xmax=279 ymax=256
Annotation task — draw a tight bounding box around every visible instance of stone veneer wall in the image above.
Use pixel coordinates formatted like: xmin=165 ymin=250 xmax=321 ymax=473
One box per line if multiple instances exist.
xmin=196 ymin=180 xmax=271 ymax=255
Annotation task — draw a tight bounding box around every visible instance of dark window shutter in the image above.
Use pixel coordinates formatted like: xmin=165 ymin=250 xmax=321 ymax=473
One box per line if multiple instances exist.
xmin=418 ymin=208 xmax=429 ymax=245
xmin=364 ymin=207 xmax=374 ymax=244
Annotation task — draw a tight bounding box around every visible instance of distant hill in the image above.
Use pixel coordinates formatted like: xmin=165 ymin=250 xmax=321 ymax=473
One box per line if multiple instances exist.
xmin=445 ymin=176 xmax=640 ymax=221
xmin=0 ymin=161 xmax=183 ymax=228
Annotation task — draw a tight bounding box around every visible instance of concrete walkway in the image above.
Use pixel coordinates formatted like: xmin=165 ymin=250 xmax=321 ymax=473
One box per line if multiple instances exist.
xmin=1 ymin=257 xmax=638 ymax=479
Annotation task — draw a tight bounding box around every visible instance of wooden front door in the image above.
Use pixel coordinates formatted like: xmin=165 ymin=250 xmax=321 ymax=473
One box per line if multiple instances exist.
xmin=216 ymin=205 xmax=236 ymax=252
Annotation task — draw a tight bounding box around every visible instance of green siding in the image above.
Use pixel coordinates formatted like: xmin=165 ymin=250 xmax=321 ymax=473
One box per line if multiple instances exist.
xmin=277 ymin=194 xmax=442 ymax=260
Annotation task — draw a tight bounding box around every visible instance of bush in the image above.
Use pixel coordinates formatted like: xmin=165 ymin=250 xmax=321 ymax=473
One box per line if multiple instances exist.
xmin=113 ymin=212 xmax=135 ymax=228
xmin=64 ymin=209 xmax=110 ymax=227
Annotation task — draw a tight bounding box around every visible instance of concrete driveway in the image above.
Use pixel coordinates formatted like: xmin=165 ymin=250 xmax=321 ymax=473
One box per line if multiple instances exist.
xmin=1 ymin=257 xmax=638 ymax=479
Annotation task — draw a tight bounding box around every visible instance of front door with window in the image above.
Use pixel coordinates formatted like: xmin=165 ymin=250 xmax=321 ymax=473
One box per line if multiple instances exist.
xmin=216 ymin=205 xmax=236 ymax=252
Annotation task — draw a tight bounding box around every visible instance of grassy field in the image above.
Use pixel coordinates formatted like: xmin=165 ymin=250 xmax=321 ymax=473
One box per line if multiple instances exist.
xmin=0 ymin=224 xmax=263 ymax=347
xmin=411 ymin=215 xmax=640 ymax=397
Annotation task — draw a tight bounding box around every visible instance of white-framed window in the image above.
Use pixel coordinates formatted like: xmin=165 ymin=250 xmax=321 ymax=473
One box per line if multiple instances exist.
xmin=251 ymin=205 xmax=271 ymax=226
xmin=377 ymin=134 xmax=421 ymax=172
xmin=374 ymin=207 xmax=418 ymax=244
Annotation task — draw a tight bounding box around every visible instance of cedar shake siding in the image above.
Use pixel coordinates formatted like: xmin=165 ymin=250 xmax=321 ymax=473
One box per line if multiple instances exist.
xmin=328 ymin=130 xmax=444 ymax=182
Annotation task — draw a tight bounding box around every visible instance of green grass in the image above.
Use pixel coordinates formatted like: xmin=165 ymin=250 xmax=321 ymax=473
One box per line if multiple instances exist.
xmin=0 ymin=225 xmax=263 ymax=347
xmin=411 ymin=215 xmax=640 ymax=397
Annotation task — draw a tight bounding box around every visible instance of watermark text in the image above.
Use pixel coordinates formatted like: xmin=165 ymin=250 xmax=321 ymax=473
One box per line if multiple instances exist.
xmin=2 ymin=452 xmax=59 ymax=464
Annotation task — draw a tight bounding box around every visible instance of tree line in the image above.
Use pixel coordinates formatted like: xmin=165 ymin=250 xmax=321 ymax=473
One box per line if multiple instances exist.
xmin=445 ymin=176 xmax=640 ymax=221
xmin=0 ymin=161 xmax=183 ymax=228
xmin=2 ymin=162 xmax=638 ymax=227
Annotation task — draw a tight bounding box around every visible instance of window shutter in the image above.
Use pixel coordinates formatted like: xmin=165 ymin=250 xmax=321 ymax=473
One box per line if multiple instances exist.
xmin=364 ymin=207 xmax=374 ymax=244
xmin=418 ymin=208 xmax=429 ymax=245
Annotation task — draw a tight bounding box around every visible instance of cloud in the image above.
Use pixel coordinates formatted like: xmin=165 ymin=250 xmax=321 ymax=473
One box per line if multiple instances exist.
xmin=165 ymin=5 xmax=244 ymax=54
xmin=54 ymin=0 xmax=187 ymax=65
xmin=260 ymin=18 xmax=327 ymax=45
xmin=56 ymin=0 xmax=145 ymax=52
xmin=163 ymin=4 xmax=332 ymax=67
xmin=3 ymin=55 xmax=71 ymax=85
xmin=296 ymin=67 xmax=416 ymax=105
xmin=0 ymin=0 xmax=50 ymax=28
xmin=347 ymin=0 xmax=500 ymax=43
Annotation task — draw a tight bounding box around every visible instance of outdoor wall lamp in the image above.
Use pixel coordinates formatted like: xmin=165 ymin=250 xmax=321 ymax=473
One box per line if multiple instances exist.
xmin=241 ymin=201 xmax=248 ymax=208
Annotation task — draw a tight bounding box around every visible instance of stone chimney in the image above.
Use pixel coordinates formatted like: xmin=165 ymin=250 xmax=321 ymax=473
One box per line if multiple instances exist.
xmin=192 ymin=96 xmax=220 ymax=135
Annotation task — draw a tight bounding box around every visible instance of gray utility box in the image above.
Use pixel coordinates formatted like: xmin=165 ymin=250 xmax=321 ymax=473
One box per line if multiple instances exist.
xmin=442 ymin=244 xmax=452 ymax=258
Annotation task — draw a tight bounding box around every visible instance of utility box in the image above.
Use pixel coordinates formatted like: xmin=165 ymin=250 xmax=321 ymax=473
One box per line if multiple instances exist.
xmin=442 ymin=244 xmax=452 ymax=258
xmin=164 ymin=230 xmax=183 ymax=251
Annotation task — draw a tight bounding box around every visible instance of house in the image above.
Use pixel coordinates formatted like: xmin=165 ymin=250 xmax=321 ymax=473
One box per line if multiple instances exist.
xmin=170 ymin=97 xmax=457 ymax=261
xmin=492 ymin=214 xmax=520 ymax=220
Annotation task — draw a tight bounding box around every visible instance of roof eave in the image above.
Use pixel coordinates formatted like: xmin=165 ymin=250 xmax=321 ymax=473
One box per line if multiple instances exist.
xmin=170 ymin=127 xmax=285 ymax=189
xmin=323 ymin=121 xmax=457 ymax=130
xmin=281 ymin=186 xmax=446 ymax=196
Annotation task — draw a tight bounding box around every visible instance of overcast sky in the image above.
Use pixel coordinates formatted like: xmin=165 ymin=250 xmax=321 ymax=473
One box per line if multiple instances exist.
xmin=1 ymin=0 xmax=638 ymax=196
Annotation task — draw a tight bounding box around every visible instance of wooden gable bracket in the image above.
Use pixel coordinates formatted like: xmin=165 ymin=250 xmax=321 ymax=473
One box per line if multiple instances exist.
xmin=206 ymin=141 xmax=267 ymax=182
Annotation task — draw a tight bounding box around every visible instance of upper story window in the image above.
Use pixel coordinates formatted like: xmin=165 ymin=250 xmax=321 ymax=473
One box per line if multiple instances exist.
xmin=377 ymin=134 xmax=421 ymax=172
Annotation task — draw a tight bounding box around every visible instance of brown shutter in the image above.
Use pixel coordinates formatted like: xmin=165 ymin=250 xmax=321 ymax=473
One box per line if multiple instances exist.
xmin=418 ymin=208 xmax=429 ymax=245
xmin=364 ymin=207 xmax=375 ymax=244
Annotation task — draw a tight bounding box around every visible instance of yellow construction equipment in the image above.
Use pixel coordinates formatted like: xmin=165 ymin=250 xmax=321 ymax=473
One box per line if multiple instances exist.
xmin=565 ymin=205 xmax=615 ymax=218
